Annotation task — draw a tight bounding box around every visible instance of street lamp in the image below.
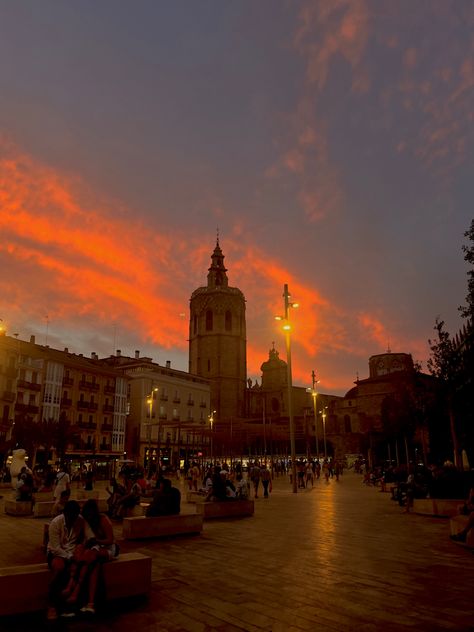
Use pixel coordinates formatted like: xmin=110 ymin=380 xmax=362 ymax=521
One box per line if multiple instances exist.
xmin=306 ymin=369 xmax=320 ymax=459
xmin=146 ymin=387 xmax=158 ymax=470
xmin=320 ymin=406 xmax=328 ymax=459
xmin=208 ymin=410 xmax=216 ymax=464
xmin=275 ymin=283 xmax=299 ymax=494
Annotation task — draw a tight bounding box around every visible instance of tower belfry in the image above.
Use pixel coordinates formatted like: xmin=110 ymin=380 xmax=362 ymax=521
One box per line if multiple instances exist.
xmin=189 ymin=239 xmax=247 ymax=426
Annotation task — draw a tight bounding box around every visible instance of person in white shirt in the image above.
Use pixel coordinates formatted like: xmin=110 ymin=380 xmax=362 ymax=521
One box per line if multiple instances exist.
xmin=54 ymin=466 xmax=71 ymax=500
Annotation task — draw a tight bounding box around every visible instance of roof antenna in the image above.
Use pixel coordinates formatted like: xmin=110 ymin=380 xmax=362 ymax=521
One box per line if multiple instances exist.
xmin=216 ymin=226 xmax=220 ymax=245
xmin=387 ymin=338 xmax=391 ymax=354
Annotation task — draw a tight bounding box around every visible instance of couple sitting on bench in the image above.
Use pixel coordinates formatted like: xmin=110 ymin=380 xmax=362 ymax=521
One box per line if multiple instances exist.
xmin=47 ymin=498 xmax=119 ymax=620
xmin=450 ymin=487 xmax=474 ymax=543
xmin=146 ymin=478 xmax=181 ymax=517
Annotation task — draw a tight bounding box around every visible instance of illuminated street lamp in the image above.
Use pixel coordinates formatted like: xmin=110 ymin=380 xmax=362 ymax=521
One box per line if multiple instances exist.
xmin=320 ymin=406 xmax=328 ymax=459
xmin=306 ymin=370 xmax=320 ymax=459
xmin=146 ymin=387 xmax=158 ymax=469
xmin=275 ymin=283 xmax=299 ymax=494
xmin=208 ymin=410 xmax=216 ymax=463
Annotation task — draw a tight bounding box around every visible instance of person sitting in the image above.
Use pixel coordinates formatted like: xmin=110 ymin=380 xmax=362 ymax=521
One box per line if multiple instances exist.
xmin=106 ymin=478 xmax=127 ymax=518
xmin=235 ymin=474 xmax=249 ymax=499
xmin=206 ymin=468 xmax=229 ymax=501
xmin=16 ymin=467 xmax=34 ymax=501
xmin=146 ymin=478 xmax=181 ymax=516
xmin=61 ymin=499 xmax=119 ymax=615
xmin=451 ymin=487 xmax=474 ymax=543
xmin=46 ymin=500 xmax=86 ymax=620
xmin=113 ymin=478 xmax=141 ymax=518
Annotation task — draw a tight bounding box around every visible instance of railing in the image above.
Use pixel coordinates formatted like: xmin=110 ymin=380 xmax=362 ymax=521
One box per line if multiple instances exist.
xmin=77 ymin=401 xmax=90 ymax=410
xmin=173 ymin=397 xmax=181 ymax=403
xmin=61 ymin=398 xmax=72 ymax=407
xmin=104 ymin=385 xmax=115 ymax=394
xmin=79 ymin=381 xmax=100 ymax=391
xmin=199 ymin=402 xmax=207 ymax=408
xmin=2 ymin=391 xmax=16 ymax=402
xmin=159 ymin=413 xmax=167 ymax=420
xmin=76 ymin=422 xmax=97 ymax=430
xmin=160 ymin=395 xmax=168 ymax=401
xmin=187 ymin=399 xmax=195 ymax=405
xmin=101 ymin=423 xmax=113 ymax=432
xmin=62 ymin=376 xmax=74 ymax=386
xmin=89 ymin=403 xmax=98 ymax=412
xmin=103 ymin=404 xmax=114 ymax=413
xmin=17 ymin=379 xmax=40 ymax=391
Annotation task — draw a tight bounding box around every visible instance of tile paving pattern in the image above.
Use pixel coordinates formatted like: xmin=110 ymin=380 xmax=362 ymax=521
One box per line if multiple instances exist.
xmin=0 ymin=472 xmax=473 ymax=631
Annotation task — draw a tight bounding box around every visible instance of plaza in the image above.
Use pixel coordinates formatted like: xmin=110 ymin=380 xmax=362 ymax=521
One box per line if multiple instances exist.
xmin=0 ymin=471 xmax=473 ymax=631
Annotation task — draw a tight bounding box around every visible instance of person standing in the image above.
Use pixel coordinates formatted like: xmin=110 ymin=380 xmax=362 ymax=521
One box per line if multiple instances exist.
xmin=260 ymin=465 xmax=272 ymax=498
xmin=250 ymin=461 xmax=261 ymax=499
xmin=54 ymin=465 xmax=71 ymax=501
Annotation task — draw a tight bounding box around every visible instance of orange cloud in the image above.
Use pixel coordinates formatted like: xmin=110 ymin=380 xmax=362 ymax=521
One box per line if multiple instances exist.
xmin=0 ymin=139 xmax=429 ymax=395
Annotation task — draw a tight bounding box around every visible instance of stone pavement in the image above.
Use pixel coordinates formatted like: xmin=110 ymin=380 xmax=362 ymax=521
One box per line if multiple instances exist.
xmin=0 ymin=473 xmax=473 ymax=631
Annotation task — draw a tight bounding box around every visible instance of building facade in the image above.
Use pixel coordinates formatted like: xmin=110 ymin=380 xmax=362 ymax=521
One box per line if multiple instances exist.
xmin=100 ymin=350 xmax=211 ymax=467
xmin=0 ymin=332 xmax=127 ymax=469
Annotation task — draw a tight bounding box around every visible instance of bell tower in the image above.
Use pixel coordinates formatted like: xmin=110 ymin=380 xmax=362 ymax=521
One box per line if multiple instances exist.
xmin=189 ymin=238 xmax=247 ymax=426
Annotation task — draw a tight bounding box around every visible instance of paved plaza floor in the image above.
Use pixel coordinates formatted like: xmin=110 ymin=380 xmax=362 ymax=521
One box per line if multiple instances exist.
xmin=0 ymin=472 xmax=473 ymax=631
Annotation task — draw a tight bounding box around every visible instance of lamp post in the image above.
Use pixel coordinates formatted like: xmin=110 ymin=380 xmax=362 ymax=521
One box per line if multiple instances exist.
xmin=320 ymin=406 xmax=328 ymax=459
xmin=275 ymin=283 xmax=299 ymax=494
xmin=306 ymin=370 xmax=320 ymax=459
xmin=209 ymin=410 xmax=216 ymax=464
xmin=146 ymin=387 xmax=158 ymax=471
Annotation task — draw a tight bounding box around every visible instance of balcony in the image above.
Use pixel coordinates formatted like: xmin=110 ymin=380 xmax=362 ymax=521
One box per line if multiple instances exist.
xmin=17 ymin=379 xmax=40 ymax=391
xmin=76 ymin=421 xmax=97 ymax=430
xmin=101 ymin=423 xmax=113 ymax=432
xmin=77 ymin=401 xmax=90 ymax=410
xmin=14 ymin=403 xmax=28 ymax=413
xmin=159 ymin=413 xmax=167 ymax=420
xmin=2 ymin=391 xmax=16 ymax=402
xmin=199 ymin=402 xmax=207 ymax=408
xmin=63 ymin=376 xmax=74 ymax=386
xmin=187 ymin=399 xmax=195 ymax=405
xmin=89 ymin=402 xmax=98 ymax=412
xmin=26 ymin=404 xmax=39 ymax=414
xmin=103 ymin=404 xmax=114 ymax=413
xmin=160 ymin=394 xmax=168 ymax=402
xmin=79 ymin=380 xmax=100 ymax=391
xmin=61 ymin=398 xmax=72 ymax=407
xmin=172 ymin=415 xmax=181 ymax=422
xmin=99 ymin=444 xmax=111 ymax=452
xmin=104 ymin=385 xmax=115 ymax=394
xmin=173 ymin=397 xmax=181 ymax=404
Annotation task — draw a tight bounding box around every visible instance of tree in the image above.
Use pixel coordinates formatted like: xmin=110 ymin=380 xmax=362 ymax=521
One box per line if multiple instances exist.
xmin=459 ymin=218 xmax=474 ymax=320
xmin=427 ymin=319 xmax=461 ymax=466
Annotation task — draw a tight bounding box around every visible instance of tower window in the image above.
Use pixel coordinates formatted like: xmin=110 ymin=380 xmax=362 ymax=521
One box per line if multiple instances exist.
xmin=206 ymin=310 xmax=213 ymax=331
xmin=344 ymin=415 xmax=352 ymax=433
xmin=225 ymin=310 xmax=232 ymax=331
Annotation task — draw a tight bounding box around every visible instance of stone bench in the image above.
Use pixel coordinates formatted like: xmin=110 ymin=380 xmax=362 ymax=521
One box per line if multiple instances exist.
xmin=0 ymin=552 xmax=152 ymax=616
xmin=123 ymin=512 xmax=203 ymax=540
xmin=33 ymin=491 xmax=54 ymax=501
xmin=449 ymin=515 xmax=474 ymax=548
xmin=186 ymin=491 xmax=207 ymax=503
xmin=33 ymin=501 xmax=56 ymax=518
xmin=198 ymin=500 xmax=254 ymax=520
xmin=76 ymin=490 xmax=100 ymax=500
xmin=413 ymin=498 xmax=464 ymax=518
xmin=4 ymin=499 xmax=33 ymax=516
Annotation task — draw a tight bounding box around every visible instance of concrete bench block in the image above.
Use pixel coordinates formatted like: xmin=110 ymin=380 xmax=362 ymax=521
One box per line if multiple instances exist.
xmin=76 ymin=490 xmax=100 ymax=500
xmin=0 ymin=552 xmax=152 ymax=616
xmin=413 ymin=498 xmax=464 ymax=518
xmin=4 ymin=499 xmax=33 ymax=516
xmin=33 ymin=491 xmax=54 ymax=501
xmin=123 ymin=513 xmax=203 ymax=540
xmin=450 ymin=515 xmax=474 ymax=547
xmin=199 ymin=500 xmax=254 ymax=520
xmin=186 ymin=491 xmax=207 ymax=503
xmin=33 ymin=501 xmax=56 ymax=518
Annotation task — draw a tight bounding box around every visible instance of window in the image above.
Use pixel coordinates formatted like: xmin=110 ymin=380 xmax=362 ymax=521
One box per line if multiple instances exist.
xmin=225 ymin=310 xmax=232 ymax=331
xmin=193 ymin=315 xmax=197 ymax=334
xmin=206 ymin=310 xmax=213 ymax=331
xmin=344 ymin=415 xmax=352 ymax=433
xmin=271 ymin=397 xmax=280 ymax=412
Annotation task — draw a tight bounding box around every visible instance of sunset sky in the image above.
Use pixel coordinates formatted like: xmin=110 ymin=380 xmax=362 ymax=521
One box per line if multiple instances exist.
xmin=0 ymin=1 xmax=472 ymax=395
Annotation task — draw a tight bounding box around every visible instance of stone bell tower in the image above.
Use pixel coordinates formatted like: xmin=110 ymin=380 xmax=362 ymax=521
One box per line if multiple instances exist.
xmin=189 ymin=238 xmax=247 ymax=426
